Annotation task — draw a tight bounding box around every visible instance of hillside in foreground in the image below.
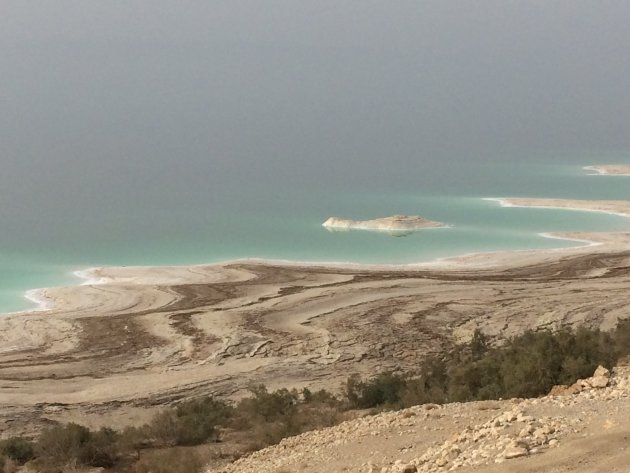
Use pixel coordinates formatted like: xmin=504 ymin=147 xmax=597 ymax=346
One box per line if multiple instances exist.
xmin=214 ymin=364 xmax=630 ymax=473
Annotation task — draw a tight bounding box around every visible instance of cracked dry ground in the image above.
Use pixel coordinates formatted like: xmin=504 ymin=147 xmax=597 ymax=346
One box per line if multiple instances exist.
xmin=2 ymin=251 xmax=630 ymax=435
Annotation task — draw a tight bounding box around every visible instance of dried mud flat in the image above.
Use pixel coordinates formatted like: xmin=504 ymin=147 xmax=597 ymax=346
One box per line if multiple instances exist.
xmin=3 ymin=230 xmax=630 ymax=437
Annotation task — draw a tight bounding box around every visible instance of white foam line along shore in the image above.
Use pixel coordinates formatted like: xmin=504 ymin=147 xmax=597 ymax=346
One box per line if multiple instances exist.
xmin=538 ymin=232 xmax=602 ymax=248
xmin=23 ymin=289 xmax=53 ymax=312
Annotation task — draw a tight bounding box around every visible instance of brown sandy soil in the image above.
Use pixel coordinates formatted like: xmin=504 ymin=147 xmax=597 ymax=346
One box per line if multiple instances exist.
xmin=2 ymin=229 xmax=630 ymax=437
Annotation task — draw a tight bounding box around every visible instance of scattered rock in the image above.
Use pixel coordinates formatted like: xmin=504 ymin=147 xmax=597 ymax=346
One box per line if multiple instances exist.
xmin=503 ymin=446 xmax=529 ymax=459
xmin=590 ymin=376 xmax=609 ymax=388
xmin=435 ymin=457 xmax=448 ymax=467
xmin=594 ymin=365 xmax=611 ymax=378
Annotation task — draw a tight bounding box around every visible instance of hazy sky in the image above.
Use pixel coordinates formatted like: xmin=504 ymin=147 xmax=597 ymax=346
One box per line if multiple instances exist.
xmin=1 ymin=1 xmax=630 ymax=228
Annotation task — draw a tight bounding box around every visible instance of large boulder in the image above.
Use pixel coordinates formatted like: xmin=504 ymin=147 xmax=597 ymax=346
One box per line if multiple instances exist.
xmin=589 ymin=365 xmax=611 ymax=388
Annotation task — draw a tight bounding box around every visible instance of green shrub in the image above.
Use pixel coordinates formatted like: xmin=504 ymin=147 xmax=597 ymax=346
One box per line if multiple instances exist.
xmin=470 ymin=329 xmax=490 ymax=360
xmin=81 ymin=427 xmax=119 ymax=468
xmin=119 ymin=426 xmax=152 ymax=458
xmin=36 ymin=423 xmax=91 ymax=468
xmin=345 ymin=372 xmax=406 ymax=409
xmin=132 ymin=447 xmax=205 ymax=473
xmin=301 ymin=387 xmax=339 ymax=405
xmin=174 ymin=397 xmax=232 ymax=445
xmin=35 ymin=423 xmax=120 ymax=469
xmin=236 ymin=386 xmax=298 ymax=423
xmin=613 ymin=318 xmax=630 ymax=359
xmin=0 ymin=437 xmax=35 ymax=464
xmin=150 ymin=396 xmax=231 ymax=446
xmin=345 ymin=325 xmax=625 ymax=409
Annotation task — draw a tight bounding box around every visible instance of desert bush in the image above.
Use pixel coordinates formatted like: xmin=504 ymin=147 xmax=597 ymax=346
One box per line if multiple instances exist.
xmin=131 ymin=447 xmax=205 ymax=473
xmin=36 ymin=423 xmax=91 ymax=469
xmin=470 ymin=329 xmax=490 ymax=360
xmin=441 ymin=328 xmax=618 ymax=401
xmin=80 ymin=427 xmax=119 ymax=468
xmin=346 ymin=325 xmax=624 ymax=409
xmin=400 ymin=356 xmax=449 ymax=406
xmin=613 ymin=318 xmax=630 ymax=358
xmin=0 ymin=437 xmax=35 ymax=464
xmin=301 ymin=387 xmax=339 ymax=405
xmin=35 ymin=423 xmax=120 ymax=470
xmin=345 ymin=372 xmax=406 ymax=409
xmin=231 ymin=386 xmax=299 ymax=447
xmin=150 ymin=396 xmax=231 ymax=447
xmin=236 ymin=386 xmax=298 ymax=422
xmin=119 ymin=425 xmax=152 ymax=458
xmin=231 ymin=385 xmax=344 ymax=451
xmin=174 ymin=397 xmax=232 ymax=446
xmin=149 ymin=410 xmax=185 ymax=447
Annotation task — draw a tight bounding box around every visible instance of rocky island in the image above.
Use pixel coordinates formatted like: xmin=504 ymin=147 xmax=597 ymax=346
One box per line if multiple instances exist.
xmin=322 ymin=215 xmax=447 ymax=234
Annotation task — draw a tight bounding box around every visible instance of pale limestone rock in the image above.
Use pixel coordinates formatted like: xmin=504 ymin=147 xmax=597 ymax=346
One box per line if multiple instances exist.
xmin=503 ymin=446 xmax=529 ymax=459
xmin=435 ymin=457 xmax=448 ymax=467
xmin=593 ymin=365 xmax=611 ymax=378
xmin=590 ymin=377 xmax=609 ymax=388
xmin=517 ymin=413 xmax=534 ymax=423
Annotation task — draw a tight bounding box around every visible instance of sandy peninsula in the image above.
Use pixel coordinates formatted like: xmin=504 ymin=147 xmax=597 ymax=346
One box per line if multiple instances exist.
xmin=322 ymin=215 xmax=446 ymax=234
xmin=584 ymin=164 xmax=630 ymax=176
xmin=485 ymin=197 xmax=630 ymax=218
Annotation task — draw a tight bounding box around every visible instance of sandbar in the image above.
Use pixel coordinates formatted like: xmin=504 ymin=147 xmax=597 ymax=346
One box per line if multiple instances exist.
xmin=484 ymin=197 xmax=630 ymax=218
xmin=584 ymin=164 xmax=630 ymax=176
xmin=322 ymin=215 xmax=447 ymax=234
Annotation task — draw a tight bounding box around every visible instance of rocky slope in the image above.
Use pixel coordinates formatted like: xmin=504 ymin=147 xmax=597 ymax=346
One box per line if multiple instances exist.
xmin=212 ymin=364 xmax=630 ymax=473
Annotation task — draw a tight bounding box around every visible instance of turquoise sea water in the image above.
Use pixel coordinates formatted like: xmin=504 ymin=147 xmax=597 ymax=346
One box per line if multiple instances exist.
xmin=2 ymin=157 xmax=630 ymax=314
xmin=4 ymin=3 xmax=630 ymax=314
